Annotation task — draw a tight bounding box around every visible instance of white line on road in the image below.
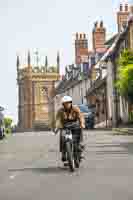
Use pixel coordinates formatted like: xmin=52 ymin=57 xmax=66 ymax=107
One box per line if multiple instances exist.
xmin=9 ymin=172 xmax=20 ymax=180
xmin=9 ymin=174 xmax=16 ymax=179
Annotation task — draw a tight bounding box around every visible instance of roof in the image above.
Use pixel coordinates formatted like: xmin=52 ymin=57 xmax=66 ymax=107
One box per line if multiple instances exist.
xmin=55 ymin=65 xmax=83 ymax=95
xmin=104 ymin=34 xmax=118 ymax=47
xmin=86 ymin=19 xmax=133 ymax=96
xmin=99 ymin=20 xmax=132 ymax=62
xmin=86 ymin=77 xmax=106 ymax=96
xmin=55 ymin=78 xmax=82 ymax=95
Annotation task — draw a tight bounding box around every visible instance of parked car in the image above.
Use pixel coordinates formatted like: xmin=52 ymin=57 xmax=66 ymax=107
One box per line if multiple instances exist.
xmin=75 ymin=104 xmax=95 ymax=129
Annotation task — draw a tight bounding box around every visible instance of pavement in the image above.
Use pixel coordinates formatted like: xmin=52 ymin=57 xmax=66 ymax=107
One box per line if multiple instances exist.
xmin=112 ymin=127 xmax=133 ymax=135
xmin=0 ymin=130 xmax=133 ymax=200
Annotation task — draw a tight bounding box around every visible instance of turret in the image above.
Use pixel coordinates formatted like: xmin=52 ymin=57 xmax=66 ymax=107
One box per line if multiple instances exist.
xmin=45 ymin=56 xmax=48 ymax=72
xmin=16 ymin=54 xmax=20 ymax=73
xmin=16 ymin=54 xmax=20 ymax=83
xmin=27 ymin=50 xmax=31 ymax=67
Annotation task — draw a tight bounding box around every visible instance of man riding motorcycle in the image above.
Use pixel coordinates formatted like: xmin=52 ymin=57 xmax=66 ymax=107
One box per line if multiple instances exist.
xmin=55 ymin=96 xmax=85 ymax=163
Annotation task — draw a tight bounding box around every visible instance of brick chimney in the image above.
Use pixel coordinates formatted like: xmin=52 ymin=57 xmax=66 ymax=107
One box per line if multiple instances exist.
xmin=92 ymin=21 xmax=106 ymax=52
xmin=117 ymin=3 xmax=130 ymax=32
xmin=75 ymin=33 xmax=88 ymax=64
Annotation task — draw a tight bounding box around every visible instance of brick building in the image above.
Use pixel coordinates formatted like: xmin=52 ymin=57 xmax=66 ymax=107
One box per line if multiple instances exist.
xmin=86 ymin=3 xmax=133 ymax=128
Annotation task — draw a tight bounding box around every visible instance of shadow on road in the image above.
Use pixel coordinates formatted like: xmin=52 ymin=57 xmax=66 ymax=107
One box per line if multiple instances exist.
xmin=121 ymin=143 xmax=133 ymax=154
xmin=8 ymin=166 xmax=69 ymax=174
xmin=96 ymin=142 xmax=133 ymax=155
xmin=96 ymin=150 xmax=128 ymax=155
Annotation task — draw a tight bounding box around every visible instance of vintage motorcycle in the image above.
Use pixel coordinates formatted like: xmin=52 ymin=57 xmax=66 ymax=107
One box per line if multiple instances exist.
xmin=54 ymin=121 xmax=82 ymax=172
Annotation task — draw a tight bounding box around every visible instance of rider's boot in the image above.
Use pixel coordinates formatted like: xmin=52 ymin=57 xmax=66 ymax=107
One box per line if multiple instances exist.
xmin=61 ymin=151 xmax=67 ymax=162
xmin=78 ymin=143 xmax=85 ymax=161
xmin=61 ymin=152 xmax=69 ymax=167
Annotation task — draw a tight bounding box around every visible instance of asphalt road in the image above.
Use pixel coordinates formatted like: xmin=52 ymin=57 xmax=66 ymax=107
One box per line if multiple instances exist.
xmin=0 ymin=130 xmax=133 ymax=200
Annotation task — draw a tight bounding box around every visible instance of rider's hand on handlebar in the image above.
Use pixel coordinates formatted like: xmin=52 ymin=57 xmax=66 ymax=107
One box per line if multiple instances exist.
xmin=80 ymin=124 xmax=85 ymax=129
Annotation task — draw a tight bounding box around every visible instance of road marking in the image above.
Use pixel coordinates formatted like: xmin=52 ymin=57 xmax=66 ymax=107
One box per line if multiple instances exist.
xmin=9 ymin=175 xmax=16 ymax=179
xmin=9 ymin=172 xmax=19 ymax=180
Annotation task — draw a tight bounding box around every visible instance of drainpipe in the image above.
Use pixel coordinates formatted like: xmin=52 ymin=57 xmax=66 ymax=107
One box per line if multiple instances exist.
xmin=112 ymin=57 xmax=118 ymax=128
xmin=105 ymin=86 xmax=108 ymax=128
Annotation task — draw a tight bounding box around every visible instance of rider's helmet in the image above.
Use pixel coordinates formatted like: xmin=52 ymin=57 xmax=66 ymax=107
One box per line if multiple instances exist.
xmin=61 ymin=96 xmax=72 ymax=104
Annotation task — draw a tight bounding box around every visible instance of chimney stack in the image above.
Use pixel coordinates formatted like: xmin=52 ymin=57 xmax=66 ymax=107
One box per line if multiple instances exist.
xmin=92 ymin=21 xmax=106 ymax=52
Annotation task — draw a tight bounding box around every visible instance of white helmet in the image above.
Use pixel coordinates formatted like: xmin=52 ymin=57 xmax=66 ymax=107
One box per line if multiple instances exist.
xmin=61 ymin=96 xmax=72 ymax=104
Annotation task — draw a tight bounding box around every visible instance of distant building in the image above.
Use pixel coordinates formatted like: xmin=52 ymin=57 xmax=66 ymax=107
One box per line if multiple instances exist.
xmin=53 ymin=63 xmax=91 ymax=117
xmin=17 ymin=51 xmax=60 ymax=131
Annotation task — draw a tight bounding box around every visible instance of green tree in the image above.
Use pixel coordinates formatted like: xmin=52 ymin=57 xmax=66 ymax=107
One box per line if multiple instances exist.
xmin=4 ymin=117 xmax=13 ymax=128
xmin=116 ymin=49 xmax=133 ymax=103
xmin=118 ymin=49 xmax=133 ymax=66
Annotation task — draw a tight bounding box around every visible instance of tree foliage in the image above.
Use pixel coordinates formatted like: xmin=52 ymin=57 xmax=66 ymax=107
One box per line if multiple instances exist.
xmin=118 ymin=49 xmax=133 ymax=66
xmin=4 ymin=117 xmax=13 ymax=128
xmin=116 ymin=49 xmax=133 ymax=103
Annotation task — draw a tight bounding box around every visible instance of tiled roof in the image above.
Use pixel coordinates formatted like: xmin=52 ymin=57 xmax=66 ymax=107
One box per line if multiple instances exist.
xmin=104 ymin=34 xmax=118 ymax=47
xmin=86 ymin=77 xmax=106 ymax=96
xmin=55 ymin=76 xmax=82 ymax=95
xmin=100 ymin=21 xmax=131 ymax=62
xmin=109 ymin=17 xmax=133 ymax=56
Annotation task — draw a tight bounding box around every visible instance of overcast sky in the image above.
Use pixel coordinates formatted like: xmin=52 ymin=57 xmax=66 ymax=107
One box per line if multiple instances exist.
xmin=0 ymin=0 xmax=132 ymax=123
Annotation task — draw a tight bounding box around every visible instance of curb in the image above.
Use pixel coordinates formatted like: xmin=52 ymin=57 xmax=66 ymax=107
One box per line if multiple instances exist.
xmin=112 ymin=128 xmax=133 ymax=135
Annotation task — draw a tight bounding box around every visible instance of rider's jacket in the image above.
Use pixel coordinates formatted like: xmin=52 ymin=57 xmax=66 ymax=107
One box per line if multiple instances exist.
xmin=55 ymin=105 xmax=85 ymax=129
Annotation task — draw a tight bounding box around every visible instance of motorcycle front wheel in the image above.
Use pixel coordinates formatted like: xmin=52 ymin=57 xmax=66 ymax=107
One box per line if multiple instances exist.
xmin=66 ymin=141 xmax=75 ymax=172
